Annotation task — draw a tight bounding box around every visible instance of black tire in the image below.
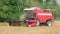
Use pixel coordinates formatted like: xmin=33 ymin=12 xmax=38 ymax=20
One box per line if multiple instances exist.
xmin=46 ymin=21 xmax=52 ymax=26
xmin=36 ymin=19 xmax=40 ymax=26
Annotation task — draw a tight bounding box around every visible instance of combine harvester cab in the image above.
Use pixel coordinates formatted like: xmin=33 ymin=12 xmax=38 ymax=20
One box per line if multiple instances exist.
xmin=24 ymin=7 xmax=54 ymax=27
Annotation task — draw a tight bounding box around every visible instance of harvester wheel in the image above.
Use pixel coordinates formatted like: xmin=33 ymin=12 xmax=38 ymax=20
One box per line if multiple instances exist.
xmin=36 ymin=19 xmax=40 ymax=26
xmin=46 ymin=21 xmax=52 ymax=26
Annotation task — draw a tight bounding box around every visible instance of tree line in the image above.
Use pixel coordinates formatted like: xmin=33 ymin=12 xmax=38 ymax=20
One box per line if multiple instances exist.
xmin=0 ymin=0 xmax=60 ymax=22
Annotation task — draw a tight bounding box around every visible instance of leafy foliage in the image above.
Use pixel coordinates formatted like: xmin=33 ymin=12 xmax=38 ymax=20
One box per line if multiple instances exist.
xmin=0 ymin=0 xmax=20 ymax=22
xmin=0 ymin=0 xmax=60 ymax=22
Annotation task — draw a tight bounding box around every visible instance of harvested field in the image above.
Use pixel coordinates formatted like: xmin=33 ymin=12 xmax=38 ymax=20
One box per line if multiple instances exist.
xmin=0 ymin=21 xmax=60 ymax=34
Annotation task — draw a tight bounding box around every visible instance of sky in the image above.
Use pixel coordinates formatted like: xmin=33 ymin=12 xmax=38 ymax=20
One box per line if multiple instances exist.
xmin=57 ymin=0 xmax=60 ymax=5
xmin=43 ymin=0 xmax=60 ymax=5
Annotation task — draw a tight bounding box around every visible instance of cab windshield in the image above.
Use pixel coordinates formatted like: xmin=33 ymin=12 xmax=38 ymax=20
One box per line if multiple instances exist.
xmin=24 ymin=10 xmax=34 ymax=19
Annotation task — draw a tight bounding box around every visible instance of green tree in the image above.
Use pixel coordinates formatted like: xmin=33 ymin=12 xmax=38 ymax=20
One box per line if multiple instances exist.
xmin=0 ymin=0 xmax=20 ymax=22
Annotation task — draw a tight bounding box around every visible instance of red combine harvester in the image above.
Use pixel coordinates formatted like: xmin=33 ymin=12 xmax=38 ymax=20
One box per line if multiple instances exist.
xmin=8 ymin=7 xmax=54 ymax=27
xmin=24 ymin=7 xmax=54 ymax=27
